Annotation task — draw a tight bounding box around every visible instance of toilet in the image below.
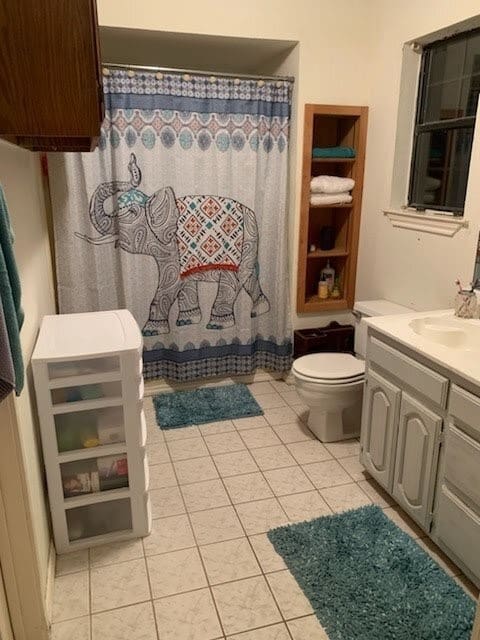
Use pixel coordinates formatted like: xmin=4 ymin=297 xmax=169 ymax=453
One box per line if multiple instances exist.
xmin=292 ymin=299 xmax=411 ymax=442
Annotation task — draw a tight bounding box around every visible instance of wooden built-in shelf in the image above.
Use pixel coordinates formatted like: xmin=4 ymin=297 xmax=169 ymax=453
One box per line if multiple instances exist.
xmin=307 ymin=248 xmax=349 ymax=259
xmin=311 ymin=158 xmax=356 ymax=164
xmin=297 ymin=104 xmax=368 ymax=313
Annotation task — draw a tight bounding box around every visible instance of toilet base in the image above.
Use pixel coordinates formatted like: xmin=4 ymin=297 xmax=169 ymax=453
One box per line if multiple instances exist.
xmin=306 ymin=397 xmax=362 ymax=443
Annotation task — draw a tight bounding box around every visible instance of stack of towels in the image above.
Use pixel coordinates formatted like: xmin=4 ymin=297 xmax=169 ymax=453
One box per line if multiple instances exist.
xmin=310 ymin=175 xmax=355 ymax=206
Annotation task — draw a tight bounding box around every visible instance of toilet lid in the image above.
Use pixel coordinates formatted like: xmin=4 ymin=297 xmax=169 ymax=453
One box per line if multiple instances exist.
xmin=292 ymin=353 xmax=365 ymax=381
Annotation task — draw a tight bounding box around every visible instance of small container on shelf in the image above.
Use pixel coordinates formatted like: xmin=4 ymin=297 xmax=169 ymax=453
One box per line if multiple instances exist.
xmin=318 ymin=276 xmax=329 ymax=300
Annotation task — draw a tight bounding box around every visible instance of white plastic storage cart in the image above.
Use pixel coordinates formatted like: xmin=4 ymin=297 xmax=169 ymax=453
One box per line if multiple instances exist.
xmin=32 ymin=310 xmax=151 ymax=554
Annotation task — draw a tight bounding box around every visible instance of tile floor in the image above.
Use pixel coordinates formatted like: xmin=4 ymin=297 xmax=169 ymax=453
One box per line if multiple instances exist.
xmin=50 ymin=377 xmax=479 ymax=640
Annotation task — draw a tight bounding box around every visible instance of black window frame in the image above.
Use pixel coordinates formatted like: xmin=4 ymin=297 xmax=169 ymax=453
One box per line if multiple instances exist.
xmin=408 ymin=28 xmax=480 ymax=216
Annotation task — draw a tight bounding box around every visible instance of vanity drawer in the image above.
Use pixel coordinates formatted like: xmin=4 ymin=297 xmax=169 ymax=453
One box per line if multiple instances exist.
xmin=448 ymin=385 xmax=480 ymax=442
xmin=368 ymin=337 xmax=449 ymax=408
xmin=435 ymin=486 xmax=480 ymax=582
xmin=444 ymin=425 xmax=480 ymax=507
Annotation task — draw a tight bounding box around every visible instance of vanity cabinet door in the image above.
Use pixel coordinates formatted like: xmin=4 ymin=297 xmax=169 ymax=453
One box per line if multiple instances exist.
xmin=360 ymin=370 xmax=401 ymax=492
xmin=392 ymin=393 xmax=442 ymax=531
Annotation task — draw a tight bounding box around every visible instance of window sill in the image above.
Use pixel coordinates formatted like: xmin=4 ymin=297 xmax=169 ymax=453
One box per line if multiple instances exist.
xmin=383 ymin=208 xmax=469 ymax=237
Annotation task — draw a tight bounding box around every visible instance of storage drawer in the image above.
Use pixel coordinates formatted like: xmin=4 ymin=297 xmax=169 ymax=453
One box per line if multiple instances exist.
xmin=444 ymin=425 xmax=480 ymax=507
xmin=368 ymin=337 xmax=448 ymax=408
xmin=448 ymin=385 xmax=480 ymax=442
xmin=435 ymin=486 xmax=480 ymax=582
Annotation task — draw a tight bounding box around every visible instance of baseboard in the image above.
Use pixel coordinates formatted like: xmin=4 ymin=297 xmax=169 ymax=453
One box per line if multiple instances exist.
xmin=44 ymin=541 xmax=55 ymax=627
xmin=144 ymin=369 xmax=287 ymax=396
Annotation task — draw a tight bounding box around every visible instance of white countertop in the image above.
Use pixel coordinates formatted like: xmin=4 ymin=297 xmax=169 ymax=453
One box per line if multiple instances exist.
xmin=365 ymin=309 xmax=480 ymax=388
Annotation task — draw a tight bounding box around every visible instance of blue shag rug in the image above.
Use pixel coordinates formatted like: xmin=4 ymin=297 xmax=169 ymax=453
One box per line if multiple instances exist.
xmin=153 ymin=383 xmax=263 ymax=429
xmin=268 ymin=505 xmax=475 ymax=640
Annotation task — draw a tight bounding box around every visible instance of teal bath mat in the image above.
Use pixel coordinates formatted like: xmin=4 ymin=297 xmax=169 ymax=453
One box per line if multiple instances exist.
xmin=153 ymin=383 xmax=263 ymax=429
xmin=268 ymin=505 xmax=475 ymax=640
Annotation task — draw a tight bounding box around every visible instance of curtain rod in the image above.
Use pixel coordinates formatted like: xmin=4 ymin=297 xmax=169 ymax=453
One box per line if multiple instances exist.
xmin=103 ymin=62 xmax=294 ymax=83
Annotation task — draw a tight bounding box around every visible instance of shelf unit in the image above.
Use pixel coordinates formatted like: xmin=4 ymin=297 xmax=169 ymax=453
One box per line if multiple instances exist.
xmin=297 ymin=104 xmax=368 ymax=313
xmin=32 ymin=310 xmax=151 ymax=554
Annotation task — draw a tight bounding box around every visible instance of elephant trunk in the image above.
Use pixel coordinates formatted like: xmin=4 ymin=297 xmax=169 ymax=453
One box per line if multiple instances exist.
xmin=89 ymin=181 xmax=132 ymax=236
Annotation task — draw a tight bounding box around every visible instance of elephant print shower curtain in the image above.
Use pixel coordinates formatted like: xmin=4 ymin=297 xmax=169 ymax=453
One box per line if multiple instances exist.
xmin=48 ymin=68 xmax=293 ymax=381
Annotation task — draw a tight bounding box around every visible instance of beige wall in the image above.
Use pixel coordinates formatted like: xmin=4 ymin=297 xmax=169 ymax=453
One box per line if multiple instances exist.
xmin=97 ymin=0 xmax=376 ymax=328
xmin=0 ymin=141 xmax=55 ymax=595
xmin=357 ymin=0 xmax=480 ymax=311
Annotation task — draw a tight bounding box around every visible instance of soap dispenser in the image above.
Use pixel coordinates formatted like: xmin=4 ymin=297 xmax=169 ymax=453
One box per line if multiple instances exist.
xmin=320 ymin=260 xmax=335 ymax=292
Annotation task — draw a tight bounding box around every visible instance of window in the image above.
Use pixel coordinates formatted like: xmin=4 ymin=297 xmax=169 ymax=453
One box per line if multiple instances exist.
xmin=409 ymin=29 xmax=480 ymax=215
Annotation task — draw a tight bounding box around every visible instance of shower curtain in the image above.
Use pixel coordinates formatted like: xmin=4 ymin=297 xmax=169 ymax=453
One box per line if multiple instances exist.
xmin=48 ymin=68 xmax=293 ymax=381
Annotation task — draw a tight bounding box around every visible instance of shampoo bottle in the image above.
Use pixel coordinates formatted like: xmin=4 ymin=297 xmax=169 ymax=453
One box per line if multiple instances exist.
xmin=320 ymin=260 xmax=335 ymax=292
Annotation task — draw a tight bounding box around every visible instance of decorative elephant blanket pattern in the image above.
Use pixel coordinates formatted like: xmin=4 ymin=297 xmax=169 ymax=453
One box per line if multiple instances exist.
xmin=48 ymin=68 xmax=293 ymax=381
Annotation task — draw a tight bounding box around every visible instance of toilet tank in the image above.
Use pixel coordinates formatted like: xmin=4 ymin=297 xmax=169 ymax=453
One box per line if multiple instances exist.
xmin=353 ymin=299 xmax=412 ymax=358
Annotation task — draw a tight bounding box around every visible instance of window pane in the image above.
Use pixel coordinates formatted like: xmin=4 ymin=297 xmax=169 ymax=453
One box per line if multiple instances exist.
xmin=464 ymin=32 xmax=480 ymax=76
xmin=423 ymin=78 xmax=461 ymax=121
xmin=410 ymin=127 xmax=473 ymax=210
xmin=428 ymin=39 xmax=465 ymax=85
xmin=460 ymin=73 xmax=480 ymax=117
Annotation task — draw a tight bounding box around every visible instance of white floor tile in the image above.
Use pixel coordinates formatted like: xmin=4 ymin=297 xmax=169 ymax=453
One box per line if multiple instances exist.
xmin=174 ymin=456 xmax=220 ymax=485
xmin=213 ymin=450 xmax=259 ymax=477
xmin=302 ymin=459 xmax=351 ymax=489
xmin=233 ymin=415 xmax=269 ymax=431
xmin=51 ymin=616 xmax=91 ymax=640
xmin=149 ymin=486 xmax=186 ymax=519
xmin=357 ymin=478 xmax=394 ymax=508
xmin=190 ymin=506 xmax=245 ymax=545
xmin=324 ymin=438 xmax=360 ymax=459
xmin=153 ymin=588 xmax=223 ymax=640
xmin=55 ymin=549 xmax=89 ymax=576
xmin=287 ymin=615 xmax=329 ymax=639
xmin=280 ymin=390 xmax=303 ymax=406
xmin=248 ymin=382 xmax=276 ymax=396
xmin=382 ymin=506 xmax=424 ymax=539
xmin=147 ymin=547 xmax=207 ymax=598
xmin=52 ymin=571 xmax=89 ymax=622
xmin=263 ymin=407 xmax=298 ymax=427
xmin=204 ymin=432 xmax=246 ymax=455
xmin=181 ymin=478 xmax=231 ymax=512
xmin=200 ymin=538 xmax=261 ymax=585
xmin=320 ymin=483 xmax=372 ymax=512
xmin=91 ymin=602 xmax=157 ymax=640
xmin=146 ymin=441 xmax=170 ymax=465
xmin=212 ymin=576 xmax=282 ymax=636
xmin=149 ymin=463 xmax=178 ymax=489
xmin=224 ymin=472 xmax=273 ymax=504
xmin=198 ymin=420 xmax=236 ymax=435
xmin=271 ymin=421 xmax=315 ymax=444
xmin=263 ymin=466 xmax=314 ymax=496
xmin=249 ymin=445 xmax=297 ymax=471
xmin=266 ymin=570 xmax=313 ymax=619
xmin=278 ymin=491 xmax=331 ymax=522
xmin=256 ymin=393 xmax=287 ymax=410
xmin=167 ymin=438 xmax=210 ymax=461
xmin=235 ymin=498 xmax=289 ymax=535
xmin=286 ymin=440 xmax=332 ymax=465
xmin=227 ymin=623 xmax=290 ymax=639
xmin=338 ymin=455 xmax=369 ymax=481
xmin=162 ymin=425 xmax=201 ymax=441
xmin=143 ymin=514 xmax=195 ymax=556
xmin=90 ymin=558 xmax=151 ymax=613
xmin=90 ymin=539 xmax=144 ymax=568
xmin=248 ymin=534 xmax=286 ymax=573
xmin=239 ymin=427 xmax=281 ymax=449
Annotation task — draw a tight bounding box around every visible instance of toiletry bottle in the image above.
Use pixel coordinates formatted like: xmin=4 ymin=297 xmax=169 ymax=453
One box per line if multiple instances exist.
xmin=318 ymin=276 xmax=329 ymax=299
xmin=331 ymin=278 xmax=341 ymax=299
xmin=320 ymin=260 xmax=335 ymax=292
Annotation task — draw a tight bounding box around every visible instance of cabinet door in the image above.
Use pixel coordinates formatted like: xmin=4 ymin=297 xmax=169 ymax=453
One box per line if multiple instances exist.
xmin=392 ymin=393 xmax=442 ymax=530
xmin=360 ymin=370 xmax=401 ymax=492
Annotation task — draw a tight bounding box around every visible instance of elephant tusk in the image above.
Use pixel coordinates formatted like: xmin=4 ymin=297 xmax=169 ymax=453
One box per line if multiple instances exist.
xmin=74 ymin=232 xmax=119 ymax=245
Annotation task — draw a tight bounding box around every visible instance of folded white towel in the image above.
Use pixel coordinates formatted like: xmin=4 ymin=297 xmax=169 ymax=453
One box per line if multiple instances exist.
xmin=310 ymin=175 xmax=355 ymax=194
xmin=310 ymin=192 xmax=353 ymax=206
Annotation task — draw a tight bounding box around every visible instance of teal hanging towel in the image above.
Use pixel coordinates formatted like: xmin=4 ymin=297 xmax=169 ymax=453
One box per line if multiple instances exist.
xmin=0 ymin=186 xmax=24 ymax=396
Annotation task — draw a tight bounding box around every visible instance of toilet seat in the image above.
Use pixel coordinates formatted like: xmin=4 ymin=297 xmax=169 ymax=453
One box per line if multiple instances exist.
xmin=292 ymin=353 xmax=365 ymax=385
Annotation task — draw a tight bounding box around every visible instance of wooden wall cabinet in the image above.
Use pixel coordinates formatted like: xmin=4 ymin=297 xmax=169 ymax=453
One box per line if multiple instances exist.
xmin=0 ymin=0 xmax=104 ymax=151
xmin=297 ymin=104 xmax=368 ymax=313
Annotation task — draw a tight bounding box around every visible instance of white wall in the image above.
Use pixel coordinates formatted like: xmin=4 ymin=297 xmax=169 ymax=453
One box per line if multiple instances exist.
xmin=0 ymin=141 xmax=56 ymax=595
xmin=97 ymin=0 xmax=376 ymax=328
xmin=357 ymin=0 xmax=480 ymax=311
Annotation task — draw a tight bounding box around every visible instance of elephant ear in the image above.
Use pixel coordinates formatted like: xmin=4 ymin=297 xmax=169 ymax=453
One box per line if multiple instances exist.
xmin=145 ymin=187 xmax=179 ymax=245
